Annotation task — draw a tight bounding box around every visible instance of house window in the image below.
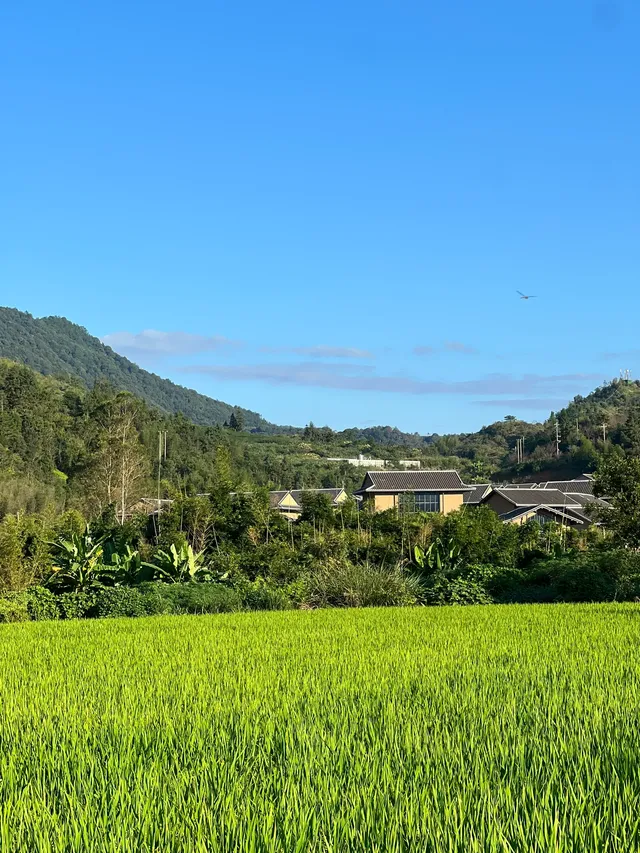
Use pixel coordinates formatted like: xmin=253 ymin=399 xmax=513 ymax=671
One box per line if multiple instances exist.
xmin=533 ymin=512 xmax=551 ymax=525
xmin=399 ymin=492 xmax=441 ymax=514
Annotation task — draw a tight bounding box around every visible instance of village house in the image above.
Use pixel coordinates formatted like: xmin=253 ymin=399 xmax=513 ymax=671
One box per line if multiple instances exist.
xmin=270 ymin=487 xmax=349 ymax=521
xmin=479 ymin=487 xmax=594 ymax=527
xmin=354 ymin=470 xmax=472 ymax=514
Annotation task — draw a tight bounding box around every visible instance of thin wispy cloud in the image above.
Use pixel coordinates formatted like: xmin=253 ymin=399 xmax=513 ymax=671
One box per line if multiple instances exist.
xmin=102 ymin=330 xmax=242 ymax=358
xmin=413 ymin=342 xmax=477 ymax=356
xmin=260 ymin=345 xmax=373 ymax=359
xmin=601 ymin=350 xmax=640 ymax=361
xmin=473 ymin=398 xmax=569 ymax=410
xmin=444 ymin=341 xmax=477 ymax=354
xmin=178 ymin=362 xmax=602 ymax=397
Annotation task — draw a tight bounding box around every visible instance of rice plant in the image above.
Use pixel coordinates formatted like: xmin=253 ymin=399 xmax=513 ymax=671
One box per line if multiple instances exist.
xmin=1 ymin=604 xmax=640 ymax=851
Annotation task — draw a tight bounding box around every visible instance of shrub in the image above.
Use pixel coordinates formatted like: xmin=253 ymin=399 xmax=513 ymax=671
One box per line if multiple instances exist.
xmin=309 ymin=559 xmax=422 ymax=608
xmin=236 ymin=577 xmax=295 ymax=611
xmin=138 ymin=582 xmax=243 ymax=615
xmin=552 ymin=564 xmax=616 ymax=603
xmin=91 ymin=587 xmax=155 ymax=618
xmin=421 ymin=576 xmax=493 ymax=606
xmin=27 ymin=586 xmax=60 ymax=621
xmin=0 ymin=592 xmax=30 ymax=623
xmin=56 ymin=592 xmax=96 ymax=619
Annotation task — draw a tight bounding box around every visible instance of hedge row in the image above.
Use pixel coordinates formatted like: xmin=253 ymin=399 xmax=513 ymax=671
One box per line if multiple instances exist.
xmin=0 ymin=580 xmax=295 ymax=623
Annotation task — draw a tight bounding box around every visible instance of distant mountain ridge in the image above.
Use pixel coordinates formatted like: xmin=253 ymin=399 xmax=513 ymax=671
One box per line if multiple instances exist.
xmin=0 ymin=307 xmax=281 ymax=431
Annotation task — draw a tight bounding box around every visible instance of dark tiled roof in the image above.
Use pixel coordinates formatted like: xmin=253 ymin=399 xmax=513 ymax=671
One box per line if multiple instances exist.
xmin=268 ymin=490 xmax=300 ymax=509
xmin=499 ymin=506 xmax=537 ymax=521
xmin=562 ymin=507 xmax=593 ymax=524
xmin=499 ymin=504 xmax=588 ymax=525
xmin=537 ymin=480 xmax=594 ymax=495
xmin=490 ymin=488 xmax=580 ymax=508
xmin=290 ymin=488 xmax=345 ymax=505
xmin=565 ymin=492 xmax=606 ymax=508
xmin=357 ymin=470 xmax=470 ymax=494
xmin=498 ymin=482 xmax=539 ymax=489
xmin=463 ymin=485 xmax=491 ymax=504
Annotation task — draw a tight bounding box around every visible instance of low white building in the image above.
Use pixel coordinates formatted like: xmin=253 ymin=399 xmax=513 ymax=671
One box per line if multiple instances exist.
xmin=327 ymin=454 xmax=421 ymax=469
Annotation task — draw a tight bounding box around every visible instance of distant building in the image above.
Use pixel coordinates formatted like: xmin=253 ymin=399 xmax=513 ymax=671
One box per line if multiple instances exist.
xmin=269 ymin=487 xmax=349 ymax=521
xmin=355 ymin=470 xmax=471 ymax=514
xmin=327 ymin=453 xmax=421 ymax=469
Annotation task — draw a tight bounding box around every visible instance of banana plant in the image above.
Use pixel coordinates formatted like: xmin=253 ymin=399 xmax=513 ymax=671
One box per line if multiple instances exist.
xmin=149 ymin=543 xmax=211 ymax=583
xmin=46 ymin=527 xmax=113 ymax=592
xmin=109 ymin=545 xmax=154 ymax=585
xmin=414 ymin=537 xmax=462 ymax=573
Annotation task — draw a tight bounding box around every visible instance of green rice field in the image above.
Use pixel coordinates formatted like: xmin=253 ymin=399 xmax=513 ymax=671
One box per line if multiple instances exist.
xmin=1 ymin=605 xmax=640 ymax=852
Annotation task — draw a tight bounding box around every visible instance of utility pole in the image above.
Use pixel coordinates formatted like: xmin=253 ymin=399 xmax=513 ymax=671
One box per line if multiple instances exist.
xmin=555 ymin=420 xmax=561 ymax=457
xmin=601 ymin=422 xmax=607 ymax=445
xmin=157 ymin=430 xmax=167 ymax=509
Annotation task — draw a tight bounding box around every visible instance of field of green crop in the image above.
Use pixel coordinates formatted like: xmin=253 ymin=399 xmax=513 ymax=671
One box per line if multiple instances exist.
xmin=1 ymin=605 xmax=640 ymax=852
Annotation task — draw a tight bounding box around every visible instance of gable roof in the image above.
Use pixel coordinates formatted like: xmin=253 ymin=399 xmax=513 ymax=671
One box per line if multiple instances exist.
xmin=463 ymin=484 xmax=491 ymax=504
xmin=499 ymin=505 xmax=538 ymax=521
xmin=268 ymin=490 xmax=301 ymax=510
xmin=497 ymin=482 xmax=539 ymax=489
xmin=499 ymin=504 xmax=588 ymax=525
xmin=486 ymin=488 xmax=581 ymax=508
xmin=563 ymin=492 xmax=607 ymax=508
xmin=290 ymin=488 xmax=347 ymax=505
xmin=536 ymin=480 xmax=594 ymax=495
xmin=356 ymin=470 xmax=471 ymax=494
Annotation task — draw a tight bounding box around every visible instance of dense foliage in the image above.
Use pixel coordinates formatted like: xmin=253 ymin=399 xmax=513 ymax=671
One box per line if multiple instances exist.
xmin=1 ymin=605 xmax=640 ymax=850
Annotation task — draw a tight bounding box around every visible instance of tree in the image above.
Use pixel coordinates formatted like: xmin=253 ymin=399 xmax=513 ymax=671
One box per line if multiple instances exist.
xmin=618 ymin=406 xmax=640 ymax=456
xmin=591 ymin=452 xmax=640 ymax=547
xmin=228 ymin=410 xmax=244 ymax=431
xmin=299 ymin=492 xmax=335 ymax=529
xmin=82 ymin=393 xmax=149 ymax=524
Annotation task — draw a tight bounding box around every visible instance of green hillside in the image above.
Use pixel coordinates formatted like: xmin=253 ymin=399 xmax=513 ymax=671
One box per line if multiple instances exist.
xmin=0 ymin=307 xmax=278 ymax=431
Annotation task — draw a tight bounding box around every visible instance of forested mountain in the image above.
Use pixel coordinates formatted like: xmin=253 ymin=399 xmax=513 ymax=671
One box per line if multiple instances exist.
xmin=0 ymin=307 xmax=278 ymax=430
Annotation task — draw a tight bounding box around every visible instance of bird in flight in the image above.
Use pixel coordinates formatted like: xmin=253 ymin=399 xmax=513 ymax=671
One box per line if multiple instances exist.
xmin=517 ymin=290 xmax=537 ymax=300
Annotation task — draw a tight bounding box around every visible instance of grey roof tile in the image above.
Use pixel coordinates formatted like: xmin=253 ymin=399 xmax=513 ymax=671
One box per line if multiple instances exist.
xmin=463 ymin=485 xmax=491 ymax=504
xmin=357 ymin=470 xmax=470 ymax=493
xmin=489 ymin=488 xmax=581 ymax=507
xmin=290 ymin=488 xmax=345 ymax=505
xmin=537 ymin=480 xmax=594 ymax=495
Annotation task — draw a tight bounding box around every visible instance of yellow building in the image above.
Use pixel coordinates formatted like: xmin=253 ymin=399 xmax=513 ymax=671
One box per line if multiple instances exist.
xmin=269 ymin=487 xmax=349 ymax=521
xmin=355 ymin=470 xmax=471 ymax=514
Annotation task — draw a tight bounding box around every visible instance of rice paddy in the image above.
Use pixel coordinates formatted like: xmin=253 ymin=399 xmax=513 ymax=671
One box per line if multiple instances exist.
xmin=1 ymin=604 xmax=640 ymax=852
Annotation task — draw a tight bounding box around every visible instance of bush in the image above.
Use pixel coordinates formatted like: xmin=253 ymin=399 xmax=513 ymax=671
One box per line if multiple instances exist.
xmin=91 ymin=587 xmax=155 ymax=618
xmin=0 ymin=592 xmax=30 ymax=623
xmin=27 ymin=586 xmax=60 ymax=621
xmin=310 ymin=559 xmax=422 ymax=608
xmin=552 ymin=564 xmax=616 ymax=603
xmin=138 ymin=582 xmax=242 ymax=615
xmin=57 ymin=591 xmax=96 ymax=619
xmin=236 ymin=577 xmax=295 ymax=611
xmin=421 ymin=576 xmax=493 ymax=606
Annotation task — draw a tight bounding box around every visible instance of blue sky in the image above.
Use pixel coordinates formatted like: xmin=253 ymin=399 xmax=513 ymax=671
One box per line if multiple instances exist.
xmin=1 ymin=0 xmax=638 ymax=432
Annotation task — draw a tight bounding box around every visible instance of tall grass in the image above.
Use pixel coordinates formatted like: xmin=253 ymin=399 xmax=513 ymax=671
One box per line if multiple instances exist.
xmin=1 ymin=605 xmax=640 ymax=851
